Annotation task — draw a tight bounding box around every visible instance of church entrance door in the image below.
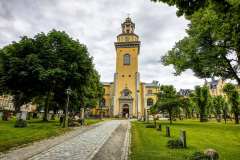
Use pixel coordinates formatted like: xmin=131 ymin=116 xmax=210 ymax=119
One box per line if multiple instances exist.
xmin=122 ymin=104 xmax=129 ymax=118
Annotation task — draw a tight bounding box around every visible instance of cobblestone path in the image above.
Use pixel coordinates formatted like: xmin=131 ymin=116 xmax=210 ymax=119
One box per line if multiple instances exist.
xmin=0 ymin=120 xmax=130 ymax=160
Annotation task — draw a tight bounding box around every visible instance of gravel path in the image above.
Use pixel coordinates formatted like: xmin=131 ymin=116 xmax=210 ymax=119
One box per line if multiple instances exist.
xmin=0 ymin=120 xmax=130 ymax=160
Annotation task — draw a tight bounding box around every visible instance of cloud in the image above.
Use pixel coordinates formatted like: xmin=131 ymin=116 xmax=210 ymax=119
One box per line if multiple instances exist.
xmin=0 ymin=0 xmax=204 ymax=90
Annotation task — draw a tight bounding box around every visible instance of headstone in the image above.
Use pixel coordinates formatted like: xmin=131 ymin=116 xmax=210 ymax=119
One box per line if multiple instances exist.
xmin=158 ymin=124 xmax=162 ymax=131
xmin=47 ymin=113 xmax=52 ymax=121
xmin=21 ymin=111 xmax=27 ymax=120
xmin=166 ymin=126 xmax=170 ymax=137
xmin=16 ymin=113 xmax=21 ymax=120
xmin=180 ymin=130 xmax=187 ymax=148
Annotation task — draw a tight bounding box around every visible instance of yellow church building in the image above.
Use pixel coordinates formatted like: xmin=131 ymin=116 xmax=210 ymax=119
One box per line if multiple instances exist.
xmin=94 ymin=17 xmax=159 ymax=118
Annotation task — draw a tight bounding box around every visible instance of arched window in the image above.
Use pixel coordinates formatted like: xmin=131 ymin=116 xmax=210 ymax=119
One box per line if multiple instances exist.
xmin=147 ymin=98 xmax=154 ymax=106
xmin=123 ymin=54 xmax=130 ymax=65
xmin=123 ymin=90 xmax=129 ymax=96
xmin=100 ymin=98 xmax=105 ymax=107
xmin=122 ymin=89 xmax=131 ymax=97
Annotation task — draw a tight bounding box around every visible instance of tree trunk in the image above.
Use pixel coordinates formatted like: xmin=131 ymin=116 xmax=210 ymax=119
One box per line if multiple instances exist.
xmin=43 ymin=92 xmax=50 ymax=121
xmin=224 ymin=115 xmax=227 ymax=124
xmin=169 ymin=110 xmax=172 ymax=124
xmin=154 ymin=117 xmax=157 ymax=128
xmin=169 ymin=114 xmax=172 ymax=124
xmin=234 ymin=112 xmax=239 ymax=124
xmin=223 ymin=110 xmax=227 ymax=124
xmin=200 ymin=114 xmax=208 ymax=122
xmin=216 ymin=114 xmax=221 ymax=122
xmin=80 ymin=108 xmax=85 ymax=125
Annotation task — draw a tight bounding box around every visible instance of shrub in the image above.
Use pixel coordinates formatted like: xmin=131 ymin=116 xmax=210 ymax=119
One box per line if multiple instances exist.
xmin=167 ymin=139 xmax=183 ymax=149
xmin=14 ymin=119 xmax=27 ymax=128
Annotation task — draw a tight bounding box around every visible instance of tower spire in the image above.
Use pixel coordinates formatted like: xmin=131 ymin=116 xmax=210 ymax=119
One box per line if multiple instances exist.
xmin=121 ymin=16 xmax=135 ymax=34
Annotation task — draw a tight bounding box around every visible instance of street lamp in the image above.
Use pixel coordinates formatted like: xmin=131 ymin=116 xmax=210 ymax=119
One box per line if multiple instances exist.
xmin=63 ymin=87 xmax=72 ymax=128
xmin=99 ymin=99 xmax=104 ymax=120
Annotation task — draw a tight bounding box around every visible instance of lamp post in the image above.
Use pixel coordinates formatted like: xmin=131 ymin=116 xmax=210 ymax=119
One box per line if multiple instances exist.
xmin=99 ymin=99 xmax=104 ymax=120
xmin=63 ymin=87 xmax=71 ymax=128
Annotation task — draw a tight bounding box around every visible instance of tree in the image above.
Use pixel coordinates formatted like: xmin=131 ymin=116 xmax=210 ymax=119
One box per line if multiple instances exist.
xmin=0 ymin=30 xmax=98 ymax=122
xmin=0 ymin=36 xmax=44 ymax=113
xmin=152 ymin=0 xmax=240 ymax=84
xmin=178 ymin=97 xmax=193 ymax=119
xmin=223 ymin=83 xmax=240 ymax=124
xmin=192 ymin=85 xmax=211 ymax=122
xmin=153 ymin=85 xmax=180 ymax=124
xmin=212 ymin=95 xmax=227 ymax=122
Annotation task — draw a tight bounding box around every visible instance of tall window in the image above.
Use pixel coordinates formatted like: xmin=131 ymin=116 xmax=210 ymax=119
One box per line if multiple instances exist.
xmin=123 ymin=89 xmax=130 ymax=96
xmin=101 ymin=98 xmax=106 ymax=107
xmin=147 ymin=98 xmax=153 ymax=106
xmin=123 ymin=54 xmax=130 ymax=65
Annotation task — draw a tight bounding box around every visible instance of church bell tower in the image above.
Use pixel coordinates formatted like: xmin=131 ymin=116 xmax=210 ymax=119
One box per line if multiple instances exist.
xmin=113 ymin=17 xmax=141 ymax=117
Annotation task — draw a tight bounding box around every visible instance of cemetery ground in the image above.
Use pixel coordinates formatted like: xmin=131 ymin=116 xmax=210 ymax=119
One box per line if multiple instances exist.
xmin=0 ymin=118 xmax=102 ymax=152
xmin=130 ymin=119 xmax=240 ymax=160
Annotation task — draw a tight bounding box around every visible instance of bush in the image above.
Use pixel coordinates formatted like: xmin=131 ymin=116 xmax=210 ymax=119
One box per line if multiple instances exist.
xmin=167 ymin=139 xmax=183 ymax=149
xmin=145 ymin=124 xmax=155 ymax=128
xmin=14 ymin=119 xmax=27 ymax=128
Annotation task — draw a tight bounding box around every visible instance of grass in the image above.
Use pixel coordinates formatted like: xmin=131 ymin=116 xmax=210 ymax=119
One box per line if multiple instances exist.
xmin=0 ymin=117 xmax=103 ymax=153
xmin=85 ymin=118 xmax=104 ymax=125
xmin=130 ymin=119 xmax=240 ymax=160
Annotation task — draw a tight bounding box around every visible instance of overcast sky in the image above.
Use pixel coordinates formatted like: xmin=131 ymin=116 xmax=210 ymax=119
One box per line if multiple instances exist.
xmin=0 ymin=0 xmax=204 ymax=90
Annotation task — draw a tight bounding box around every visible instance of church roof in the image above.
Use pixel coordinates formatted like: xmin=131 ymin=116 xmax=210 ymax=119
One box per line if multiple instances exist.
xmin=142 ymin=81 xmax=160 ymax=87
xmin=102 ymin=82 xmax=112 ymax=86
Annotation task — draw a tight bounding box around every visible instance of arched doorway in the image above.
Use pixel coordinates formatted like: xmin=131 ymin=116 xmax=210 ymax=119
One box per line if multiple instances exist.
xmin=122 ymin=104 xmax=129 ymax=118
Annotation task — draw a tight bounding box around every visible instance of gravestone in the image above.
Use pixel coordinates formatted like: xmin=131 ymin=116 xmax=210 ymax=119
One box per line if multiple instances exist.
xmin=158 ymin=124 xmax=162 ymax=131
xmin=15 ymin=111 xmax=27 ymax=128
xmin=47 ymin=113 xmax=52 ymax=121
xmin=16 ymin=112 xmax=21 ymax=120
xmin=166 ymin=126 xmax=170 ymax=137
xmin=180 ymin=130 xmax=187 ymax=148
xmin=21 ymin=111 xmax=27 ymax=120
xmin=16 ymin=111 xmax=27 ymax=120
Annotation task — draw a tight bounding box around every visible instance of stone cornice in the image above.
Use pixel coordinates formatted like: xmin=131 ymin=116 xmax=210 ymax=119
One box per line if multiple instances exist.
xmin=114 ymin=41 xmax=141 ymax=55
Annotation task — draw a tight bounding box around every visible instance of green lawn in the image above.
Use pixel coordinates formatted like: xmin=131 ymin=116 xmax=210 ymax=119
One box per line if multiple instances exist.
xmin=131 ymin=119 xmax=240 ymax=160
xmin=0 ymin=118 xmax=103 ymax=152
xmin=85 ymin=118 xmax=104 ymax=125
